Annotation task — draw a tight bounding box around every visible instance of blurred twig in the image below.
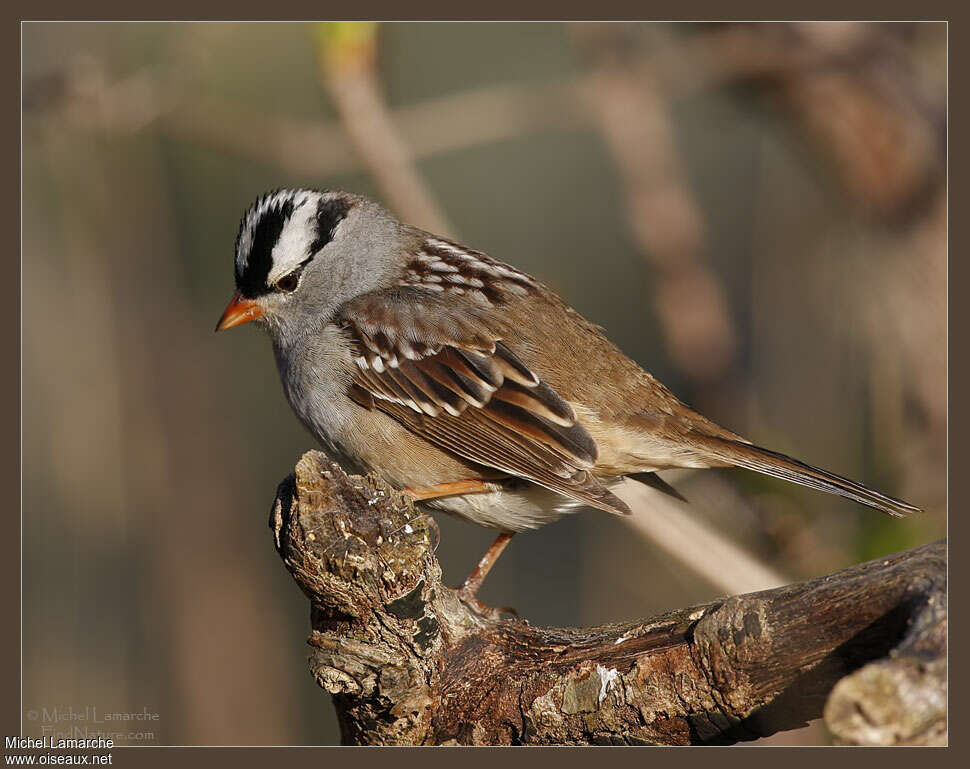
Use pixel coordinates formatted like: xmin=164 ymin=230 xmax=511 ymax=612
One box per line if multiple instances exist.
xmin=23 ymin=53 xmax=586 ymax=178
xmin=617 ymin=480 xmax=789 ymax=594
xmin=705 ymin=22 xmax=945 ymax=222
xmin=571 ymin=24 xmax=739 ymax=384
xmin=624 ymin=23 xmax=945 ymax=221
xmin=24 ymin=24 xmax=943 ymax=228
xmin=311 ymin=22 xmax=454 ymax=236
xmin=856 ymin=192 xmax=947 ymax=506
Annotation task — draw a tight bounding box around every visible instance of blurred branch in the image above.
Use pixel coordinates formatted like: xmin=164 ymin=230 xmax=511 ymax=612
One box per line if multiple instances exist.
xmin=697 ymin=22 xmax=945 ymax=222
xmin=617 ymin=479 xmax=789 ymax=595
xmin=24 ymin=23 xmax=943 ymax=229
xmin=273 ymin=452 xmax=946 ymax=745
xmin=571 ymin=24 xmax=738 ymax=383
xmin=311 ymin=22 xmax=454 ymax=236
xmin=22 ymin=55 xmax=587 ymax=179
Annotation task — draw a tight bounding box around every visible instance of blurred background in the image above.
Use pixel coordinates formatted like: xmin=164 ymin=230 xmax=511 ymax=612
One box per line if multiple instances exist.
xmin=22 ymin=22 xmax=946 ymax=746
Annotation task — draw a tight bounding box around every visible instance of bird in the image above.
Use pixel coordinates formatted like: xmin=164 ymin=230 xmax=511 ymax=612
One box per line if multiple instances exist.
xmin=216 ymin=188 xmax=921 ymax=606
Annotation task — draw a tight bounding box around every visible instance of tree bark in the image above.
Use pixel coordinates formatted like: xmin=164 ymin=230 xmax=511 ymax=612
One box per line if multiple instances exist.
xmin=271 ymin=451 xmax=946 ymax=745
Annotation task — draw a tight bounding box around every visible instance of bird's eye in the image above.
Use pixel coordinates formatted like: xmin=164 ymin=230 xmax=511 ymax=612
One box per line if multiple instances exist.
xmin=276 ymin=272 xmax=300 ymax=293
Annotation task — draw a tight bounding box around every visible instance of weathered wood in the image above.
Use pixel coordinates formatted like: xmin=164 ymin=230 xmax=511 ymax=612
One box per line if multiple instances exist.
xmin=271 ymin=451 xmax=946 ymax=745
xmin=823 ymin=566 xmax=947 ymax=746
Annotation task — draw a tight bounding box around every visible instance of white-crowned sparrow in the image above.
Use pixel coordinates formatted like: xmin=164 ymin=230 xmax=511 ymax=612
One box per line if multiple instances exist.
xmin=217 ymin=189 xmax=920 ymax=599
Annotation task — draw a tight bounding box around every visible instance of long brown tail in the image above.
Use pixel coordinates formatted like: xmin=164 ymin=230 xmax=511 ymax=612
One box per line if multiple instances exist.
xmin=702 ymin=437 xmax=922 ymax=518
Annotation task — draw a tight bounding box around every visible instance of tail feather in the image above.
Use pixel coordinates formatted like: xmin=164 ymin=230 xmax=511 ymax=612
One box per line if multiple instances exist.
xmin=704 ymin=438 xmax=921 ymax=518
xmin=628 ymin=472 xmax=688 ymax=503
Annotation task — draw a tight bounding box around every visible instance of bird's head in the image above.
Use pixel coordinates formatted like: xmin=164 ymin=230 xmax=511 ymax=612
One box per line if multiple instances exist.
xmin=216 ymin=189 xmax=402 ymax=339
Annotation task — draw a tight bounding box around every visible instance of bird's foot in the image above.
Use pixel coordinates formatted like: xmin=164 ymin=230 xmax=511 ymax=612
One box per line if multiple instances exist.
xmin=455 ymin=586 xmax=519 ymax=621
xmin=452 ymin=531 xmax=518 ymax=620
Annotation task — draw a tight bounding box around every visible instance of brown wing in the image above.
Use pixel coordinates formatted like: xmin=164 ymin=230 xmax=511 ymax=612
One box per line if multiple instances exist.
xmin=339 ymin=289 xmax=630 ymax=515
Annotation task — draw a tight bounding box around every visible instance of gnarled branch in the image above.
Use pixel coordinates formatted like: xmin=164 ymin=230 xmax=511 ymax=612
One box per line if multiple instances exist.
xmin=271 ymin=451 xmax=946 ymax=745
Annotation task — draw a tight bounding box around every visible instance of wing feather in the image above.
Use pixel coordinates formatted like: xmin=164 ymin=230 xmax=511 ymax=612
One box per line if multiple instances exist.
xmin=339 ymin=288 xmax=629 ymax=515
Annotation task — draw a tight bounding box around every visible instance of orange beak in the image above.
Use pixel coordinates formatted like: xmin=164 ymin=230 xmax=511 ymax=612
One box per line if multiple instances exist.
xmin=215 ymin=291 xmax=264 ymax=331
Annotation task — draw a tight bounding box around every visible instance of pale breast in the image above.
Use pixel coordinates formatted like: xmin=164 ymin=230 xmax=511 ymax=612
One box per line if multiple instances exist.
xmin=274 ymin=323 xmax=492 ymax=489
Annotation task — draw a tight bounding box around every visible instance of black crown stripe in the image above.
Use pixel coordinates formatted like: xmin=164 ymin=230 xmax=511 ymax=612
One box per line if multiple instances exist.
xmin=236 ymin=198 xmax=294 ymax=299
xmin=309 ymin=196 xmax=353 ymax=256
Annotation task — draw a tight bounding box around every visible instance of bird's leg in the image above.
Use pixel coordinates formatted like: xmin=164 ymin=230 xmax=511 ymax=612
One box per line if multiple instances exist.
xmin=403 ymin=481 xmax=517 ymax=618
xmin=404 ymin=479 xmax=494 ymax=500
xmin=456 ymin=531 xmax=516 ymax=616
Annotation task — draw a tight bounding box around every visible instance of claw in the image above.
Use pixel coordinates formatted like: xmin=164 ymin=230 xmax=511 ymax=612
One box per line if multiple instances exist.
xmin=455 ymin=587 xmax=518 ymax=621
